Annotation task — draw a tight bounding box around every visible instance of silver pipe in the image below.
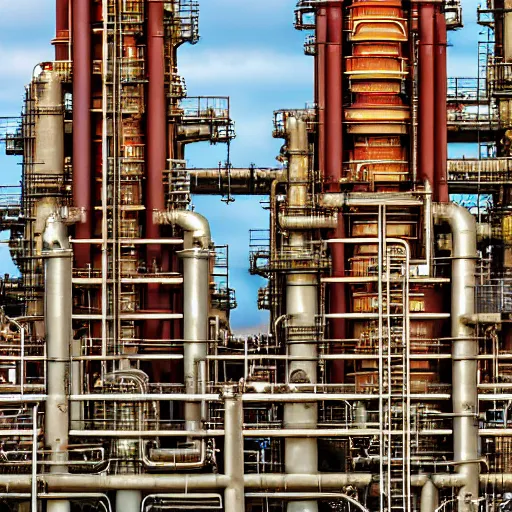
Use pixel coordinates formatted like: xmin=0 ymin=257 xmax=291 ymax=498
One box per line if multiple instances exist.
xmin=284 ymin=116 xmax=318 ymax=512
xmin=425 ymin=180 xmax=433 ymax=274
xmin=223 ymin=386 xmax=245 ymax=512
xmin=319 ymin=192 xmax=423 ymax=208
xmin=65 ymin=391 xmax=451 ymax=402
xmin=147 ymin=210 xmax=211 ymax=468
xmin=179 ymin=248 xmax=210 ymax=431
xmin=279 ymin=213 xmax=338 ymax=230
xmin=154 ymin=209 xmax=211 ymax=249
xmin=0 ymin=474 xmax=230 ymax=492
xmin=0 ymin=473 xmax=372 ymax=492
xmin=42 ymin=215 xmax=72 ymax=512
xmin=31 ymin=404 xmax=38 ymax=512
xmin=244 ymin=474 xmax=372 ymax=490
xmin=67 ymin=427 xmax=452 ymax=437
xmin=421 ymin=479 xmax=439 ymax=512
xmin=70 ymin=337 xmax=82 ymax=430
xmin=116 ymin=491 xmax=141 ymax=512
xmin=433 ymin=202 xmax=479 ymax=510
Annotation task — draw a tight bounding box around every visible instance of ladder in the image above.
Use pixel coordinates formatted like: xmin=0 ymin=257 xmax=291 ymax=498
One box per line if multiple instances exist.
xmin=167 ymin=159 xmax=191 ymax=208
xmin=378 ymin=206 xmax=411 ymax=512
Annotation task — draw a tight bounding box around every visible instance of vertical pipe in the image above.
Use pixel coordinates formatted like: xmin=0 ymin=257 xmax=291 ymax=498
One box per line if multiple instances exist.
xmin=43 ymin=216 xmax=72 ymax=512
xmin=433 ymin=203 xmax=480 ymax=511
xmin=179 ymin=248 xmax=210 ymax=430
xmin=147 ymin=0 xmax=167 ymax=234
xmin=325 ymin=2 xmax=343 ymax=187
xmin=324 ymin=1 xmax=346 ymax=383
xmin=31 ymin=404 xmax=38 ymax=512
xmin=420 ymin=479 xmax=439 ymax=512
xmin=70 ymin=338 xmax=83 ymax=430
xmin=505 ymin=0 xmax=512 ymax=62
xmin=72 ymin=0 xmax=92 ymax=267
xmin=284 ymin=118 xmax=318 ymax=512
xmin=434 ymin=10 xmax=449 ymax=202
xmin=54 ymin=0 xmax=70 ymax=61
xmin=146 ymin=0 xmax=170 ymax=341
xmin=224 ymin=386 xmax=245 ymax=512
xmin=316 ymin=7 xmax=327 ymax=179
xmin=418 ymin=3 xmax=436 ymax=189
xmin=116 ymin=491 xmax=142 ymax=512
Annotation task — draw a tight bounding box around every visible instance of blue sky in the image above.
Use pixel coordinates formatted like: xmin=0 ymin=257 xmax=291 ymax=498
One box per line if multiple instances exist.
xmin=0 ymin=0 xmax=482 ymax=331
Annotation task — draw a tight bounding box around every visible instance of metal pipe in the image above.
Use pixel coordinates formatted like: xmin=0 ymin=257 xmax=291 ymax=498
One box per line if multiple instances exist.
xmin=180 ymin=248 xmax=209 ymax=432
xmin=42 ymin=215 xmax=72 ymax=512
xmin=425 ymin=180 xmax=433 ymax=273
xmin=66 ymin=391 xmax=451 ymax=402
xmin=505 ymin=0 xmax=512 ymax=62
xmin=54 ymin=0 xmax=69 ymax=60
xmin=116 ymin=491 xmax=141 ymax=512
xmin=434 ymin=10 xmax=449 ymax=202
xmin=155 ymin=210 xmax=211 ymax=249
xmin=320 ymin=192 xmax=423 ymax=208
xmin=418 ymin=3 xmax=436 ymax=188
xmin=433 ymin=203 xmax=479 ymax=511
xmin=324 ymin=1 xmax=346 ymax=387
xmin=284 ymin=117 xmax=318 ymax=512
xmin=279 ymin=213 xmax=338 ymax=230
xmin=72 ymin=0 xmax=92 ymax=267
xmin=188 ymin=167 xmax=283 ymax=195
xmin=147 ymin=210 xmax=211 ymax=467
xmin=421 ymin=479 xmax=439 ymax=512
xmin=223 ymin=386 xmax=245 ymax=512
xmin=31 ymin=404 xmax=38 ymax=512
xmin=146 ymin=0 xmax=167 ymax=233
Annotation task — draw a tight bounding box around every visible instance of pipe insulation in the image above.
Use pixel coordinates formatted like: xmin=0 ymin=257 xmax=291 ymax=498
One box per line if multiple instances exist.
xmin=43 ymin=215 xmax=72 ymax=512
xmin=433 ymin=203 xmax=479 ymax=511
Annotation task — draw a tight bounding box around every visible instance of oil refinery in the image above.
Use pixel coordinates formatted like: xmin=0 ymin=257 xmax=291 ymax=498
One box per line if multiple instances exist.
xmin=0 ymin=0 xmax=512 ymax=511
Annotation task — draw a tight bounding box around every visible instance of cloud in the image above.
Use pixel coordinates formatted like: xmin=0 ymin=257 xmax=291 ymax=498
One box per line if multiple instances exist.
xmin=180 ymin=48 xmax=312 ymax=86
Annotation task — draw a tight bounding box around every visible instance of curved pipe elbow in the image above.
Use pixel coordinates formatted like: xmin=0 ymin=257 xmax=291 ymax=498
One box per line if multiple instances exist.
xmin=42 ymin=214 xmax=71 ymax=251
xmin=154 ymin=210 xmax=211 ymax=249
xmin=433 ymin=203 xmax=477 ymax=259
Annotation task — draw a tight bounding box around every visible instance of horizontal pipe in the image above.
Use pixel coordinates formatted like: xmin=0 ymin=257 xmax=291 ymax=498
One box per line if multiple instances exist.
xmin=324 ymin=313 xmax=451 ymax=320
xmin=72 ymin=313 xmax=183 ymax=320
xmin=188 ymin=167 xmax=283 ymax=195
xmin=278 ymin=213 xmax=338 ymax=230
xmin=244 ymin=474 xmax=372 ymax=490
xmin=66 ymin=392 xmax=451 ymax=402
xmin=71 ymin=238 xmax=184 ymax=245
xmin=67 ymin=428 xmax=453 ymax=438
xmin=320 ymin=192 xmax=423 ymax=208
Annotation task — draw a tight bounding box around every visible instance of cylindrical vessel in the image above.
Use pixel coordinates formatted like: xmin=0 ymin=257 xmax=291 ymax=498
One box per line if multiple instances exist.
xmin=72 ymin=0 xmax=92 ymax=266
xmin=224 ymin=387 xmax=245 ymax=512
xmin=179 ymin=248 xmax=210 ymax=430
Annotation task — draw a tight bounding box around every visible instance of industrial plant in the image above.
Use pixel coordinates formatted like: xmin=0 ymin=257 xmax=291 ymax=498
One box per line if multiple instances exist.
xmin=0 ymin=0 xmax=512 ymax=510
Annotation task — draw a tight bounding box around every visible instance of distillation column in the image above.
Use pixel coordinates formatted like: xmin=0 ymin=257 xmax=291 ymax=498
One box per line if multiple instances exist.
xmin=284 ymin=117 xmax=319 ymax=512
xmin=43 ymin=215 xmax=72 ymax=512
